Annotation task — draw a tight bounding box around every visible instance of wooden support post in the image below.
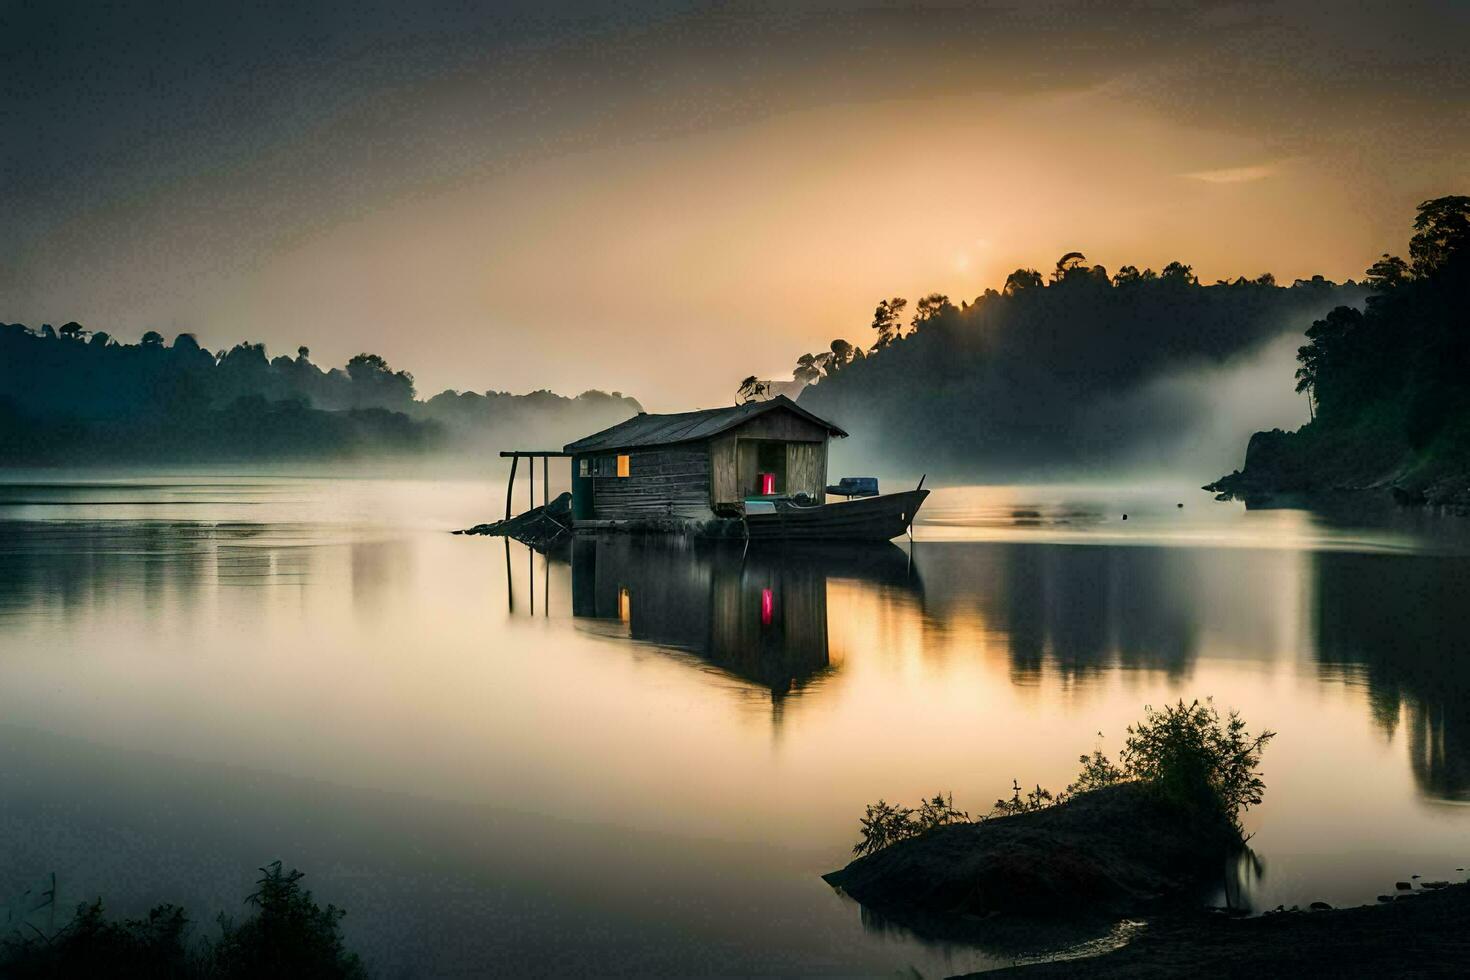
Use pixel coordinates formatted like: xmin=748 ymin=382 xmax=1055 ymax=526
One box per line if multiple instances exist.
xmin=542 ymin=455 xmax=549 ymax=509
xmin=504 ymin=538 xmax=513 ymax=613
xmin=504 ymin=454 xmax=519 ymax=520
xmin=529 ymin=455 xmax=535 ymax=514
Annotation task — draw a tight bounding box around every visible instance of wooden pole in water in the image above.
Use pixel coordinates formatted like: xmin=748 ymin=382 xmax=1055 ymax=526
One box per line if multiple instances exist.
xmin=529 ymin=454 xmax=535 ymax=514
xmin=504 ymin=538 xmax=513 ymax=613
xmin=542 ymin=455 xmax=549 ymax=509
xmin=504 ymin=454 xmax=519 ymax=520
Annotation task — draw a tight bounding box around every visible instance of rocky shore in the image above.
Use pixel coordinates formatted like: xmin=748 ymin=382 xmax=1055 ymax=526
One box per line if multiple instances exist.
xmin=1206 ymin=421 xmax=1470 ymax=511
xmin=827 ymin=776 xmax=1470 ymax=976
xmin=972 ymin=878 xmax=1470 ymax=978
xmin=823 ymin=783 xmax=1238 ymax=944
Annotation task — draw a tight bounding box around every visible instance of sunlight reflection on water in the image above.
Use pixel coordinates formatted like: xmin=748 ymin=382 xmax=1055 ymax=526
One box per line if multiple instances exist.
xmin=1 ymin=474 xmax=1468 ymax=976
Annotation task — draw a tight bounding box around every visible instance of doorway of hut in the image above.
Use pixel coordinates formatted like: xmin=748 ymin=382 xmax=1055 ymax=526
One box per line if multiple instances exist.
xmin=738 ymin=439 xmax=789 ymax=496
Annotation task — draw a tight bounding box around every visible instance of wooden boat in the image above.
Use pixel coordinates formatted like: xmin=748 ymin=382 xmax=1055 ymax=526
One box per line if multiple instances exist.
xmin=742 ymin=487 xmax=929 ymax=541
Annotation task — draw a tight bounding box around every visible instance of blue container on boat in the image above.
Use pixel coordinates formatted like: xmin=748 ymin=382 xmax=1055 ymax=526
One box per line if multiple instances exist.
xmin=826 ymin=477 xmax=879 ymax=498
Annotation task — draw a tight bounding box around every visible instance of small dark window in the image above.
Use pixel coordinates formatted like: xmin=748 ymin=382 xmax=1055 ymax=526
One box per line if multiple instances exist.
xmin=586 ymin=455 xmax=620 ymax=477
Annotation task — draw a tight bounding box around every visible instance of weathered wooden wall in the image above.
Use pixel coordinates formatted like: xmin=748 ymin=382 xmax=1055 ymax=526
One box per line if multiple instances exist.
xmin=582 ymin=406 xmax=833 ymax=512
xmin=785 ymin=442 xmax=823 ymax=498
xmin=709 ymin=407 xmax=831 ymax=504
xmin=726 ymin=410 xmax=832 ymax=443
xmin=591 ymin=447 xmax=713 ymax=520
xmin=710 ymin=435 xmax=739 ymax=506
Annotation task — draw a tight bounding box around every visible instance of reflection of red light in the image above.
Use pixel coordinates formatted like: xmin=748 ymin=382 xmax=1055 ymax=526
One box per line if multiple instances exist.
xmin=761 ymin=587 xmax=774 ymax=626
xmin=760 ymin=472 xmax=775 ymax=495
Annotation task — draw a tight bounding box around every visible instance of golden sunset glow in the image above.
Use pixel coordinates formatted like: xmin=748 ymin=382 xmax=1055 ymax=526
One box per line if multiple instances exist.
xmin=6 ymin=3 xmax=1466 ymax=410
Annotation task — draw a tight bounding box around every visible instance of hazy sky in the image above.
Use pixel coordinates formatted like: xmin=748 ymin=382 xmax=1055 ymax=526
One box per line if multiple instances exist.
xmin=5 ymin=1 xmax=1467 ymax=410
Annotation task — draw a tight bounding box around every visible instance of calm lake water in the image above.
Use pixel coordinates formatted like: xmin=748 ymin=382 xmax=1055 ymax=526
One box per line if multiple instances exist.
xmin=2 ymin=473 xmax=1469 ymax=977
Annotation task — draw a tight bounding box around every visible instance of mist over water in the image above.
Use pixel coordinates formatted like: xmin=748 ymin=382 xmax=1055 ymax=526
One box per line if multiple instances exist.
xmin=1092 ymin=328 xmax=1317 ymax=480
xmin=822 ymin=318 xmax=1329 ymax=488
xmin=798 ymin=275 xmax=1363 ymax=488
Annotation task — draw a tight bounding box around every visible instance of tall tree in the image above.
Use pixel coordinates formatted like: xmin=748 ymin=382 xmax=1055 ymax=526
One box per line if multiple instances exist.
xmin=1161 ymin=261 xmax=1197 ymax=285
xmin=910 ymin=293 xmax=954 ymax=330
xmin=1002 ymin=268 xmax=1043 ymax=296
xmin=1408 ymin=195 xmax=1470 ymax=277
xmin=1052 ymin=251 xmax=1087 ymax=282
xmin=1364 ymin=254 xmax=1410 ymax=291
xmin=870 ymin=297 xmax=907 ymax=350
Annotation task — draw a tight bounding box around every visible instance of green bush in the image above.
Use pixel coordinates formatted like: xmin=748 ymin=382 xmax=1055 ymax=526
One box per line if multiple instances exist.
xmin=850 ymin=699 xmax=1275 ymax=855
xmin=0 ymin=901 xmax=191 ymax=979
xmin=1117 ymin=699 xmax=1275 ymax=826
xmin=1066 ymin=744 xmax=1126 ymax=795
xmin=989 ymin=780 xmax=1055 ymax=817
xmin=207 ymin=862 xmax=365 ymax=979
xmin=853 ymin=793 xmax=969 ymax=857
xmin=0 ymin=862 xmax=365 ymax=979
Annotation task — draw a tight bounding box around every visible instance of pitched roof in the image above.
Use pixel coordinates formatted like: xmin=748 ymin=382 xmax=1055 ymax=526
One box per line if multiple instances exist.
xmin=563 ymin=394 xmax=847 ymax=453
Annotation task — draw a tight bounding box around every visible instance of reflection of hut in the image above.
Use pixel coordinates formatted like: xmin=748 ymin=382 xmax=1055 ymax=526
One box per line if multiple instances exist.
xmin=563 ymin=396 xmax=847 ymax=523
xmin=709 ymin=549 xmax=827 ymax=696
xmin=571 ymin=535 xmax=847 ymax=696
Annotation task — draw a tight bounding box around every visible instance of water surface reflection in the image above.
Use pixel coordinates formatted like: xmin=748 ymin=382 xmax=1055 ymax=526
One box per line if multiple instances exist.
xmin=1312 ymin=552 xmax=1470 ymax=802
xmin=567 ymin=537 xmax=922 ymax=702
xmin=2 ymin=479 xmax=1470 ymax=976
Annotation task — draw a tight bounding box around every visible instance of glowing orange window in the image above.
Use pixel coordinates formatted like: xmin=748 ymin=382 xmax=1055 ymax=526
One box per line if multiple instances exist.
xmin=616 ymin=454 xmax=630 ymax=477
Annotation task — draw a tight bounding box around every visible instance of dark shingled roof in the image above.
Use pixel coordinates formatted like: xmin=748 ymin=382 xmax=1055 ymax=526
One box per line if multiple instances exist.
xmin=563 ymin=394 xmax=847 ymax=453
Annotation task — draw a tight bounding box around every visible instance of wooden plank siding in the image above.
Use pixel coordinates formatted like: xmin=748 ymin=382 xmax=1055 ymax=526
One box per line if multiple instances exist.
xmin=723 ymin=410 xmax=832 ymax=443
xmin=785 ymin=442 xmax=822 ymax=498
xmin=579 ymin=406 xmax=834 ymax=518
xmin=710 ymin=435 xmax=740 ymax=505
xmin=590 ymin=448 xmax=713 ymax=520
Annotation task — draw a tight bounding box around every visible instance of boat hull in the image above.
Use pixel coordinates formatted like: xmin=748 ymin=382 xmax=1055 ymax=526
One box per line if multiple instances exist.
xmin=742 ymin=489 xmax=929 ymax=541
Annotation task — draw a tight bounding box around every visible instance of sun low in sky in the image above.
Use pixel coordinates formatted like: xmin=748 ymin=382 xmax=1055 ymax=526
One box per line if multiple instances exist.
xmin=5 ymin=1 xmax=1467 ymax=410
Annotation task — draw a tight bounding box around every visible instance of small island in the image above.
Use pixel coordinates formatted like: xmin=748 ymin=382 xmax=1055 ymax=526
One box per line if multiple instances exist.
xmin=825 ymin=699 xmax=1470 ymax=975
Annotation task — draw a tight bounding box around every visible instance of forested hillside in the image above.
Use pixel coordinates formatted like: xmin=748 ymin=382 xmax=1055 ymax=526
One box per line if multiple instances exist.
xmin=0 ymin=326 xmax=640 ymax=465
xmin=1209 ymin=196 xmax=1470 ymax=506
xmin=790 ymin=257 xmax=1364 ymax=478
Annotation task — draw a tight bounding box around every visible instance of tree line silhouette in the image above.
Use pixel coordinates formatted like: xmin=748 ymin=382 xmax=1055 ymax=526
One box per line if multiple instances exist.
xmin=1211 ymin=195 xmax=1470 ymax=502
xmin=783 ymin=251 xmax=1362 ymax=475
xmin=1293 ymin=197 xmax=1470 ymax=451
xmin=0 ymin=325 xmax=641 ymax=464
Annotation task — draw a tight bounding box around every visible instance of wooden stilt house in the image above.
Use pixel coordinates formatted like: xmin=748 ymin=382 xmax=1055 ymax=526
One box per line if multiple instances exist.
xmin=563 ymin=395 xmax=848 ymax=523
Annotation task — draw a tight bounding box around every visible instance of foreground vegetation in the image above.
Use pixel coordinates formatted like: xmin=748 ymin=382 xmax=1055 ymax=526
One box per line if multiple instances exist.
xmin=1209 ymin=195 xmax=1470 ymax=506
xmin=0 ymin=862 xmax=364 ymax=979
